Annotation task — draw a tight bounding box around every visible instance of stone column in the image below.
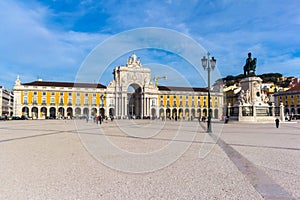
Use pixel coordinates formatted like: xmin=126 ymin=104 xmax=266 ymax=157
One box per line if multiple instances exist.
xmin=271 ymin=102 xmax=275 ymax=117
xmin=280 ymin=102 xmax=285 ymax=122
xmin=227 ymin=103 xmax=231 ymax=116
xmin=238 ymin=105 xmax=242 ymax=121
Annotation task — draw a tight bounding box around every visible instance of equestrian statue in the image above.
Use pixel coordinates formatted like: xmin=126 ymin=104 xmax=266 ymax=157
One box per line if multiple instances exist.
xmin=243 ymin=52 xmax=257 ymax=76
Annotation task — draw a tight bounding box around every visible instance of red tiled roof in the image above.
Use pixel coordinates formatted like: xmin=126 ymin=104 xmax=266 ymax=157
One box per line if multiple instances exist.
xmin=288 ymin=84 xmax=300 ymax=91
xmin=22 ymin=81 xmax=106 ymax=89
xmin=158 ymin=86 xmax=208 ymax=92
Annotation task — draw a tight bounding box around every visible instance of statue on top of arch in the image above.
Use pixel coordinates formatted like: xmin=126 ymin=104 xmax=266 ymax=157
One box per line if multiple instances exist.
xmin=127 ymin=53 xmax=142 ymax=67
xmin=243 ymin=52 xmax=257 ymax=77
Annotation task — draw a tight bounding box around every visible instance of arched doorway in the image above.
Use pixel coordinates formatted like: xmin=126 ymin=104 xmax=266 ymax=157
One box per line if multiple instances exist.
xmin=100 ymin=108 xmax=105 ymax=117
xmin=75 ymin=107 xmax=81 ymax=117
xmin=83 ymin=108 xmax=89 ymax=116
xmin=159 ymin=108 xmax=164 ymax=118
xmin=285 ymin=108 xmax=289 ymax=115
xmin=67 ymin=107 xmax=73 ymax=118
xmin=58 ymin=107 xmax=65 ymax=118
xmin=32 ymin=107 xmax=38 ymax=119
xmin=166 ymin=108 xmax=171 ymax=119
xmin=127 ymin=84 xmax=142 ymax=118
xmin=50 ymin=107 xmax=56 ymax=119
xmin=214 ymin=109 xmax=219 ymax=119
xmin=41 ymin=107 xmax=47 ymax=119
xmin=291 ymin=108 xmax=295 ymax=115
xmin=91 ymin=108 xmax=97 ymax=116
xmin=172 ymin=108 xmax=177 ymax=119
xmin=197 ymin=108 xmax=201 ymax=118
xmin=22 ymin=106 xmax=29 ymax=117
xmin=151 ymin=108 xmax=156 ymax=119
xmin=191 ymin=109 xmax=195 ymax=119
xmin=109 ymin=108 xmax=115 ymax=117
xmin=185 ymin=108 xmax=189 ymax=119
xmin=203 ymin=109 xmax=207 ymax=116
xmin=179 ymin=108 xmax=183 ymax=119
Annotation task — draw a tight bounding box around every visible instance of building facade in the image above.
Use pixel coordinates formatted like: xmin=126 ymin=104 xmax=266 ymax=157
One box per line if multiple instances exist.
xmin=13 ymin=54 xmax=223 ymax=120
xmin=0 ymin=86 xmax=14 ymax=117
xmin=273 ymin=84 xmax=300 ymax=116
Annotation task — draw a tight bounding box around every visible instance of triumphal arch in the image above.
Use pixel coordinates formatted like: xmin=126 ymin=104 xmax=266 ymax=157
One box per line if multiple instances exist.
xmin=106 ymin=53 xmax=159 ymax=118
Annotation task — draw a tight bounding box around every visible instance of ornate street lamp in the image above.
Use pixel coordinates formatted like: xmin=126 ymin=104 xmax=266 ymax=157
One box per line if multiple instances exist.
xmin=201 ymin=52 xmax=216 ymax=133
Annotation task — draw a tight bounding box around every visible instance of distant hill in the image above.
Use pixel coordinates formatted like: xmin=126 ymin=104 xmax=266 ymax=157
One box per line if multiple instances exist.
xmin=221 ymin=73 xmax=293 ymax=88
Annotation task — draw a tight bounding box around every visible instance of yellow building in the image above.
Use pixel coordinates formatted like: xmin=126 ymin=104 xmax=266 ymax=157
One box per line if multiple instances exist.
xmin=273 ymin=84 xmax=300 ymax=116
xmin=13 ymin=54 xmax=223 ymax=120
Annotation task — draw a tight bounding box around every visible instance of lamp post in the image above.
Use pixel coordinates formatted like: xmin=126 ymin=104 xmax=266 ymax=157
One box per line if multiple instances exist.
xmin=201 ymin=52 xmax=216 ymax=133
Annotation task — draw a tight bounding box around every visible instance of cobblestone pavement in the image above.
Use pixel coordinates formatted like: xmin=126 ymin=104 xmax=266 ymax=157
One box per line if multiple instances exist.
xmin=0 ymin=119 xmax=299 ymax=199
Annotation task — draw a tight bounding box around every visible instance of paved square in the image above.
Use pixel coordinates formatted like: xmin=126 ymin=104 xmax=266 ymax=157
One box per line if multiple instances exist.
xmin=0 ymin=119 xmax=299 ymax=199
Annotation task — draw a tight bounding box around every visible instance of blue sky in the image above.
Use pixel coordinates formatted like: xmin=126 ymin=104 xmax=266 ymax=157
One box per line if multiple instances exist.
xmin=1 ymin=0 xmax=300 ymax=89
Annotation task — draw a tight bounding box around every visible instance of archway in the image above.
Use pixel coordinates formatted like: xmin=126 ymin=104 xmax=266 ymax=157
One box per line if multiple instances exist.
xmin=32 ymin=107 xmax=38 ymax=119
xmin=109 ymin=108 xmax=115 ymax=117
xmin=166 ymin=108 xmax=171 ymax=119
xmin=67 ymin=107 xmax=73 ymax=118
xmin=159 ymin=108 xmax=164 ymax=118
xmin=50 ymin=107 xmax=56 ymax=119
xmin=203 ymin=109 xmax=207 ymax=116
xmin=41 ymin=107 xmax=47 ymax=119
xmin=291 ymin=108 xmax=295 ymax=115
xmin=100 ymin=108 xmax=105 ymax=117
xmin=191 ymin=109 xmax=195 ymax=119
xmin=172 ymin=108 xmax=177 ymax=119
xmin=151 ymin=108 xmax=156 ymax=119
xmin=75 ymin=107 xmax=81 ymax=116
xmin=127 ymin=84 xmax=142 ymax=118
xmin=214 ymin=109 xmax=219 ymax=119
xmin=83 ymin=108 xmax=89 ymax=116
xmin=22 ymin=106 xmax=29 ymax=117
xmin=185 ymin=108 xmax=189 ymax=119
xmin=285 ymin=108 xmax=289 ymax=115
xmin=197 ymin=108 xmax=201 ymax=118
xmin=58 ymin=107 xmax=65 ymax=118
xmin=178 ymin=108 xmax=183 ymax=119
xmin=91 ymin=108 xmax=97 ymax=116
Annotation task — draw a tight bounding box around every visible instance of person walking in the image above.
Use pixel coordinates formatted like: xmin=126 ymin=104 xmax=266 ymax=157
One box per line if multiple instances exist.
xmin=275 ymin=118 xmax=280 ymax=128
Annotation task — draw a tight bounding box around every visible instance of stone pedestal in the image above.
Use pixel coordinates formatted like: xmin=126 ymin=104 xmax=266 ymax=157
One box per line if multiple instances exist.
xmin=229 ymin=76 xmax=275 ymax=123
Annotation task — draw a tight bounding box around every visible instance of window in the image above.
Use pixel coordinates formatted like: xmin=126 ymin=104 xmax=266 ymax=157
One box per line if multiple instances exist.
xmin=42 ymin=97 xmax=46 ymax=104
xmin=60 ymin=92 xmax=63 ymax=96
xmin=69 ymin=93 xmax=72 ymax=96
xmin=85 ymin=93 xmax=88 ymax=97
xmin=152 ymin=100 xmax=155 ymax=106
xmin=173 ymin=100 xmax=176 ymax=106
xmin=51 ymin=97 xmax=55 ymax=104
xmin=93 ymin=93 xmax=96 ymax=97
xmin=84 ymin=98 xmax=88 ymax=105
xmin=34 ymin=91 xmax=37 ymax=95
xmin=160 ymin=100 xmax=163 ymax=106
xmin=51 ymin=92 xmax=55 ymax=96
xmin=76 ymin=98 xmax=80 ymax=105
xmin=42 ymin=92 xmax=46 ymax=96
xmin=77 ymin=93 xmax=80 ymax=96
xmin=24 ymin=91 xmax=28 ymax=96
xmin=24 ymin=96 xmax=28 ymax=104
xmin=33 ymin=96 xmax=37 ymax=104
xmin=68 ymin=98 xmax=72 ymax=104
xmin=92 ymin=98 xmax=96 ymax=105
